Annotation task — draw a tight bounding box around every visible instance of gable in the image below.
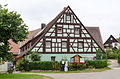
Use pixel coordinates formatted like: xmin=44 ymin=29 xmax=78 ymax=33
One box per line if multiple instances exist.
xmin=20 ymin=6 xmax=104 ymax=56
xmin=29 ymin=6 xmax=104 ymax=53
xmin=104 ymin=35 xmax=118 ymax=44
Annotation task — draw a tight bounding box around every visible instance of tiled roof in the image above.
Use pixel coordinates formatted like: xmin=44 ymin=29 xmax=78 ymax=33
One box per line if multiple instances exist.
xmin=9 ymin=28 xmax=41 ymax=55
xmin=86 ymin=27 xmax=104 ymax=51
xmin=9 ymin=26 xmax=104 ymax=55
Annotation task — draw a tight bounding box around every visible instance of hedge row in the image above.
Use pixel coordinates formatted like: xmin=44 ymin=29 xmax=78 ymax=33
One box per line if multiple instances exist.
xmin=85 ymin=60 xmax=107 ymax=68
xmin=29 ymin=61 xmax=60 ymax=70
xmin=118 ymin=53 xmax=120 ymax=64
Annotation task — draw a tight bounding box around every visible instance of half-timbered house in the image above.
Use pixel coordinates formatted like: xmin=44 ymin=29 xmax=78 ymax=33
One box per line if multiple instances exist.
xmin=104 ymin=35 xmax=120 ymax=50
xmin=18 ymin=6 xmax=104 ymax=61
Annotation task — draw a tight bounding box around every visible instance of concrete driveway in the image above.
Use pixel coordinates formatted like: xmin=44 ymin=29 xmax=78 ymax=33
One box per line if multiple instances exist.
xmin=23 ymin=60 xmax=120 ymax=79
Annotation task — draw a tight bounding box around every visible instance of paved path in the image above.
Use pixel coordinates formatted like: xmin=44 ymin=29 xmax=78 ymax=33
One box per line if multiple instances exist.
xmin=21 ymin=60 xmax=120 ymax=79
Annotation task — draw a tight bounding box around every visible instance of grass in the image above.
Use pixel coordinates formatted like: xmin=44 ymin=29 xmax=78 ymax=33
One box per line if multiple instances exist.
xmin=0 ymin=74 xmax=53 ymax=79
xmin=24 ymin=67 xmax=110 ymax=73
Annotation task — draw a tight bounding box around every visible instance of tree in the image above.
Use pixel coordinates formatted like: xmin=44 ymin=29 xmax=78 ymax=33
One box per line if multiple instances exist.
xmin=96 ymin=49 xmax=107 ymax=60
xmin=30 ymin=51 xmax=41 ymax=61
xmin=0 ymin=4 xmax=28 ymax=61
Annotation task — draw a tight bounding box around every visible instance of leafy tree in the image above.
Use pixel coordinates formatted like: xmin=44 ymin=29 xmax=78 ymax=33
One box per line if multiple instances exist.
xmin=0 ymin=4 xmax=28 ymax=61
xmin=96 ymin=49 xmax=107 ymax=60
xmin=30 ymin=51 xmax=41 ymax=61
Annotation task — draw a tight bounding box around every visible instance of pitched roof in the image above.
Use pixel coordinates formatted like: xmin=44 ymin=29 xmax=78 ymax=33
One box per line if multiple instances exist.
xmin=9 ymin=28 xmax=41 ymax=55
xmin=10 ymin=26 xmax=104 ymax=55
xmin=86 ymin=27 xmax=104 ymax=51
xmin=10 ymin=6 xmax=105 ymax=56
xmin=104 ymin=35 xmax=118 ymax=44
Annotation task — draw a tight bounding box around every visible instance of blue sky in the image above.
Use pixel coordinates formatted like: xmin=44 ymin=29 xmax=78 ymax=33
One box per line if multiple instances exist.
xmin=1 ymin=0 xmax=120 ymax=42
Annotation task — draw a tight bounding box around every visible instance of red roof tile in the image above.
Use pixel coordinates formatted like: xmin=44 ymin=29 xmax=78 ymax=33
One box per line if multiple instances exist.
xmin=9 ymin=28 xmax=41 ymax=55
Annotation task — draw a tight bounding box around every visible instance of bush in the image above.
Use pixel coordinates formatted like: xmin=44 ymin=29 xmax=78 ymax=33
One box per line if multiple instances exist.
xmin=30 ymin=51 xmax=41 ymax=61
xmin=118 ymin=53 xmax=120 ymax=64
xmin=16 ymin=58 xmax=30 ymax=71
xmin=69 ymin=63 xmax=86 ymax=71
xmin=107 ymin=53 xmax=118 ymax=59
xmin=8 ymin=67 xmax=14 ymax=74
xmin=29 ymin=61 xmax=60 ymax=70
xmin=96 ymin=49 xmax=107 ymax=60
xmin=85 ymin=60 xmax=107 ymax=68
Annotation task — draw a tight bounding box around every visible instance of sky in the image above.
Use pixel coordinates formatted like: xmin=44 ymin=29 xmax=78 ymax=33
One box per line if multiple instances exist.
xmin=0 ymin=0 xmax=120 ymax=42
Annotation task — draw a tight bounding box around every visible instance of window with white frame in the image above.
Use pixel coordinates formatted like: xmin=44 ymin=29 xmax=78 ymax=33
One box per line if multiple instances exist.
xmin=46 ymin=42 xmax=51 ymax=48
xmin=75 ymin=28 xmax=79 ymax=34
xmin=62 ymin=42 xmax=67 ymax=48
xmin=57 ymin=28 xmax=62 ymax=33
xmin=78 ymin=42 xmax=83 ymax=48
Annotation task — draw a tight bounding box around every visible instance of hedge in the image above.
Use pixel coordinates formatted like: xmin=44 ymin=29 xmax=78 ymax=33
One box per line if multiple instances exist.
xmin=85 ymin=60 xmax=107 ymax=68
xmin=118 ymin=53 xmax=120 ymax=64
xmin=29 ymin=61 xmax=60 ymax=70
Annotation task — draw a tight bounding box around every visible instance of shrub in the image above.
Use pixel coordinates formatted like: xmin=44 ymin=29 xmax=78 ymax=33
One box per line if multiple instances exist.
xmin=85 ymin=60 xmax=107 ymax=68
xmin=30 ymin=51 xmax=41 ymax=61
xmin=69 ymin=63 xmax=86 ymax=71
xmin=107 ymin=53 xmax=118 ymax=59
xmin=8 ymin=67 xmax=14 ymax=74
xmin=118 ymin=53 xmax=120 ymax=64
xmin=96 ymin=49 xmax=107 ymax=60
xmin=16 ymin=58 xmax=30 ymax=71
xmin=29 ymin=61 xmax=60 ymax=70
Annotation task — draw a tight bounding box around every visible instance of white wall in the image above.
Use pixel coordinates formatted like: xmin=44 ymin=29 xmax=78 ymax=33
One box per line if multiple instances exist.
xmin=0 ymin=62 xmax=8 ymax=73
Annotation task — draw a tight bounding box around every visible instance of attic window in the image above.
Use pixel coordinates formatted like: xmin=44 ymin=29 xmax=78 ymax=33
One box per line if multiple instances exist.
xmin=67 ymin=16 xmax=70 ymax=20
xmin=75 ymin=28 xmax=80 ymax=34
xmin=110 ymin=38 xmax=113 ymax=40
xmin=62 ymin=42 xmax=67 ymax=48
xmin=78 ymin=42 xmax=83 ymax=48
xmin=46 ymin=42 xmax=51 ymax=48
xmin=57 ymin=28 xmax=62 ymax=33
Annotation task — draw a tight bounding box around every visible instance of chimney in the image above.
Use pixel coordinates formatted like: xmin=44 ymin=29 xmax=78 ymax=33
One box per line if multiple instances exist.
xmin=41 ymin=23 xmax=46 ymax=29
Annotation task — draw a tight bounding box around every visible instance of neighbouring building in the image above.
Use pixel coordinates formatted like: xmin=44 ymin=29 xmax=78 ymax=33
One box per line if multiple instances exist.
xmin=104 ymin=35 xmax=120 ymax=50
xmin=10 ymin=6 xmax=104 ymax=62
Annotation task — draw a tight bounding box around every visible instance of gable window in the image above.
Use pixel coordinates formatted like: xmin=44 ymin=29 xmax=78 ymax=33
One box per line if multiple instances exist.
xmin=110 ymin=38 xmax=113 ymax=40
xmin=46 ymin=41 xmax=51 ymax=48
xmin=62 ymin=42 xmax=67 ymax=48
xmin=57 ymin=27 xmax=62 ymax=33
xmin=75 ymin=28 xmax=80 ymax=34
xmin=78 ymin=42 xmax=83 ymax=48
xmin=67 ymin=15 xmax=70 ymax=20
xmin=51 ymin=56 xmax=55 ymax=61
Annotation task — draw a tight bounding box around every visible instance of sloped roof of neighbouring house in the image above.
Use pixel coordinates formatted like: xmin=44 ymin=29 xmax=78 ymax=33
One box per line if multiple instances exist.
xmin=104 ymin=35 xmax=118 ymax=45
xmin=9 ymin=28 xmax=41 ymax=55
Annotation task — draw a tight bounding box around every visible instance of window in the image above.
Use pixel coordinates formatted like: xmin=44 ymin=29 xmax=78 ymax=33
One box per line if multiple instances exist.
xmin=67 ymin=16 xmax=70 ymax=20
xmin=46 ymin=42 xmax=51 ymax=48
xmin=78 ymin=42 xmax=83 ymax=48
xmin=51 ymin=56 xmax=55 ymax=61
xmin=62 ymin=42 xmax=67 ymax=48
xmin=110 ymin=38 xmax=113 ymax=40
xmin=105 ymin=44 xmax=109 ymax=46
xmin=57 ymin=28 xmax=62 ymax=33
xmin=75 ymin=28 xmax=79 ymax=34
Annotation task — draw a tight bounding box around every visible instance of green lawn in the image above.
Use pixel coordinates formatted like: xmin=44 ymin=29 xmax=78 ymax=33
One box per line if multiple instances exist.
xmin=25 ymin=67 xmax=110 ymax=73
xmin=0 ymin=74 xmax=52 ymax=79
